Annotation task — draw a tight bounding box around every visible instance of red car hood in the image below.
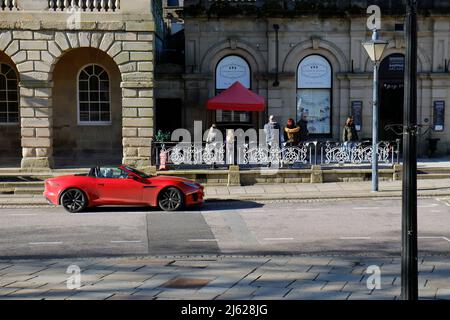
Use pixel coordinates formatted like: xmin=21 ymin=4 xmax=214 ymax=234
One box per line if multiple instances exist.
xmin=148 ymin=176 xmax=202 ymax=186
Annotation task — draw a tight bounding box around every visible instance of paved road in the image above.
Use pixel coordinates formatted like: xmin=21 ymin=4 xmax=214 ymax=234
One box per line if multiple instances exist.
xmin=0 ymin=197 xmax=449 ymax=258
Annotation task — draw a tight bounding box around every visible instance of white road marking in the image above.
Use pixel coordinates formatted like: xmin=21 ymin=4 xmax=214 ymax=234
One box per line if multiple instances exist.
xmin=419 ymin=236 xmax=450 ymax=243
xmin=263 ymin=238 xmax=295 ymax=241
xmin=436 ymin=198 xmax=450 ymax=207
xmin=418 ymin=204 xmax=439 ymax=208
xmin=339 ymin=237 xmax=371 ymax=240
xmin=188 ymin=239 xmax=218 ymax=242
xmin=110 ymin=240 xmax=142 ymax=244
xmin=29 ymin=242 xmax=63 ymax=245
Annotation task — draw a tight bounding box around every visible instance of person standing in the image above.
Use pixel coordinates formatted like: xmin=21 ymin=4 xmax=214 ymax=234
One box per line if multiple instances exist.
xmin=297 ymin=113 xmax=309 ymax=143
xmin=225 ymin=129 xmax=235 ymax=165
xmin=264 ymin=115 xmax=282 ymax=148
xmin=283 ymin=118 xmax=301 ymax=147
xmin=342 ymin=116 xmax=359 ymax=150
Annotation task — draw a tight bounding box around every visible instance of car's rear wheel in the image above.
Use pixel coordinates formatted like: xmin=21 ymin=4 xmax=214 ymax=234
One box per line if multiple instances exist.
xmin=158 ymin=187 xmax=184 ymax=211
xmin=60 ymin=188 xmax=87 ymax=213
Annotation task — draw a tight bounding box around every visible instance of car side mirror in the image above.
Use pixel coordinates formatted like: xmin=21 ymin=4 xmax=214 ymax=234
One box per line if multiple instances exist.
xmin=128 ymin=174 xmax=139 ymax=181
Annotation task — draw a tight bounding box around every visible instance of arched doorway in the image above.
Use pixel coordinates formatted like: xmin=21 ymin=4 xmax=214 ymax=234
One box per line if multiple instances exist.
xmin=52 ymin=48 xmax=122 ymax=168
xmin=0 ymin=51 xmax=20 ymax=167
xmin=379 ymin=53 xmax=405 ymax=142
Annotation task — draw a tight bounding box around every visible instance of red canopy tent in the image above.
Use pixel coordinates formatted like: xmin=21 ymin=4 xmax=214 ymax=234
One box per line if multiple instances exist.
xmin=206 ymin=81 xmax=265 ymax=112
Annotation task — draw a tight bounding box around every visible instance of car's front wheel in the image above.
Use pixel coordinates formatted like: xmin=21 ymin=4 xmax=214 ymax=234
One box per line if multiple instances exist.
xmin=158 ymin=187 xmax=184 ymax=211
xmin=60 ymin=188 xmax=87 ymax=213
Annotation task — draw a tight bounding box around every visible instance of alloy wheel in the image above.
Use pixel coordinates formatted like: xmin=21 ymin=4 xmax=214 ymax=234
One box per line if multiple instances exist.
xmin=61 ymin=188 xmax=86 ymax=213
xmin=158 ymin=187 xmax=183 ymax=211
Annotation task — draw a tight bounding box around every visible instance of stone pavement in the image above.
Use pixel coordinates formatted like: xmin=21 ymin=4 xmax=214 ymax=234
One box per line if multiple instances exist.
xmin=1 ymin=178 xmax=450 ymax=206
xmin=0 ymin=255 xmax=449 ymax=300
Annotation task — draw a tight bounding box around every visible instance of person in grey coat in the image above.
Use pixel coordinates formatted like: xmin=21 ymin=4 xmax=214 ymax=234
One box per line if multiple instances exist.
xmin=264 ymin=115 xmax=283 ymax=148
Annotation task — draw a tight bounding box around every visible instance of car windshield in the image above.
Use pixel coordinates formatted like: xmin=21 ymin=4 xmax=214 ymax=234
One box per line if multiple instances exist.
xmin=123 ymin=166 xmax=151 ymax=178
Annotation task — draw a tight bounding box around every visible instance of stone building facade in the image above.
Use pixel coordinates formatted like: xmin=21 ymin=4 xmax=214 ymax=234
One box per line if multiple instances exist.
xmin=175 ymin=0 xmax=450 ymax=156
xmin=0 ymin=0 xmax=156 ymax=169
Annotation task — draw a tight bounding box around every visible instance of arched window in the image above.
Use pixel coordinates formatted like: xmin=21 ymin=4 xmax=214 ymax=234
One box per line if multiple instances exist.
xmin=0 ymin=63 xmax=19 ymax=124
xmin=297 ymin=55 xmax=332 ymax=135
xmin=78 ymin=64 xmax=110 ymax=124
xmin=215 ymin=55 xmax=251 ymax=124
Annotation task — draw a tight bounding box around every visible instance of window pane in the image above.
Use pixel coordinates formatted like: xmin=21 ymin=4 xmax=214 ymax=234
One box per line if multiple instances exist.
xmin=100 ymin=103 xmax=110 ymax=112
xmin=8 ymin=113 xmax=18 ymax=123
xmin=79 ymin=70 xmax=89 ymax=80
xmin=7 ymin=90 xmax=17 ymax=102
xmin=100 ymin=92 xmax=109 ymax=101
xmin=8 ymin=102 xmax=18 ymax=113
xmin=99 ymin=81 xmax=109 ymax=91
xmin=79 ymin=103 xmax=89 ymax=112
xmin=0 ymin=113 xmax=7 ymax=122
xmin=0 ymin=102 xmax=6 ymax=112
xmin=296 ymin=89 xmax=331 ymax=134
xmin=1 ymin=64 xmax=9 ymax=74
xmin=7 ymin=80 xmax=16 ymax=90
xmin=90 ymin=111 xmax=100 ymax=122
xmin=6 ymin=70 xmax=16 ymax=80
xmin=91 ymin=103 xmax=100 ymax=112
xmin=0 ymin=75 xmax=6 ymax=89
xmin=79 ymin=91 xmax=89 ymax=102
xmin=79 ymin=81 xmax=88 ymax=91
xmin=86 ymin=65 xmax=94 ymax=75
xmin=99 ymin=71 xmax=109 ymax=81
xmin=90 ymin=92 xmax=99 ymax=102
xmin=100 ymin=112 xmax=110 ymax=122
xmin=89 ymin=76 xmax=99 ymax=90
xmin=0 ymin=91 xmax=6 ymax=102
xmin=80 ymin=112 xmax=89 ymax=122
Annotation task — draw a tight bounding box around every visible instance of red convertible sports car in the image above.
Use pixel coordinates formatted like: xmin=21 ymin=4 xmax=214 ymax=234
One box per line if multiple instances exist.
xmin=44 ymin=165 xmax=204 ymax=213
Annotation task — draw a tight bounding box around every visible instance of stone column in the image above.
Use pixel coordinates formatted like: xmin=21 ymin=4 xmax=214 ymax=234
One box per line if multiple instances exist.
xmin=121 ymin=81 xmax=154 ymax=169
xmin=20 ymin=80 xmax=54 ymax=170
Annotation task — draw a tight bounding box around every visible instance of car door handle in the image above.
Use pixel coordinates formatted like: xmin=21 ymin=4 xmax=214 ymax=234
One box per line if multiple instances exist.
xmin=98 ymin=183 xmax=105 ymax=186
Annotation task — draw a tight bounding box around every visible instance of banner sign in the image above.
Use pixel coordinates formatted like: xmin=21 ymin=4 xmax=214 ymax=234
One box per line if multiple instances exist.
xmin=216 ymin=55 xmax=250 ymax=89
xmin=351 ymin=101 xmax=363 ymax=131
xmin=433 ymin=100 xmax=445 ymax=131
xmin=298 ymin=55 xmax=332 ymax=89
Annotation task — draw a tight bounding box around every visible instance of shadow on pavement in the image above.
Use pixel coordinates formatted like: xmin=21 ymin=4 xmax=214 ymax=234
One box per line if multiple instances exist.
xmin=78 ymin=200 xmax=264 ymax=214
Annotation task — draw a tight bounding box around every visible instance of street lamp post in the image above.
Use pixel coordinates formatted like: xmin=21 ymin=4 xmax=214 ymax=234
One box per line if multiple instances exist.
xmin=362 ymin=29 xmax=388 ymax=192
xmin=401 ymin=0 xmax=419 ymax=300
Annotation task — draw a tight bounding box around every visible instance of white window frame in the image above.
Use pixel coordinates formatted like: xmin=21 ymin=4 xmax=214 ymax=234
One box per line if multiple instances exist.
xmin=77 ymin=63 xmax=112 ymax=126
xmin=0 ymin=63 xmax=19 ymax=125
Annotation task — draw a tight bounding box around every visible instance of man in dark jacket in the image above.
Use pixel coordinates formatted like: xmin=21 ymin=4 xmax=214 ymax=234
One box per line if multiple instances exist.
xmin=342 ymin=116 xmax=359 ymax=150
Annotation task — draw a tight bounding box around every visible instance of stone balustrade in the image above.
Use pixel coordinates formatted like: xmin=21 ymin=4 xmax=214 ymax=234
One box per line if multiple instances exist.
xmin=0 ymin=0 xmax=18 ymax=11
xmin=49 ymin=0 xmax=120 ymax=12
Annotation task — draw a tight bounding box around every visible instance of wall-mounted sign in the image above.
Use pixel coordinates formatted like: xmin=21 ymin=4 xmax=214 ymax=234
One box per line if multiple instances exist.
xmin=351 ymin=101 xmax=363 ymax=131
xmin=433 ymin=100 xmax=445 ymax=131
xmin=298 ymin=55 xmax=332 ymax=89
xmin=216 ymin=55 xmax=250 ymax=89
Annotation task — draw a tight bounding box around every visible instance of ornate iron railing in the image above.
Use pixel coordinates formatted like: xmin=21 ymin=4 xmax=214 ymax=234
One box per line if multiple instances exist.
xmin=320 ymin=141 xmax=397 ymax=165
xmin=153 ymin=140 xmax=400 ymax=168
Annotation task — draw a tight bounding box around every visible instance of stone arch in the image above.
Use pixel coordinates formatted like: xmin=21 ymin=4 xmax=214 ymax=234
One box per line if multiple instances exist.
xmin=0 ymin=49 xmax=21 ymax=166
xmin=363 ymin=45 xmax=431 ymax=72
xmin=200 ymin=39 xmax=266 ymax=76
xmin=51 ymin=47 xmax=123 ymax=167
xmin=282 ymin=38 xmax=349 ymax=74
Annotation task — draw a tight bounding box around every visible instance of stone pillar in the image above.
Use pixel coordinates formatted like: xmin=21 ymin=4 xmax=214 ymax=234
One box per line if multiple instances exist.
xmin=20 ymin=80 xmax=54 ymax=170
xmin=121 ymin=81 xmax=154 ymax=169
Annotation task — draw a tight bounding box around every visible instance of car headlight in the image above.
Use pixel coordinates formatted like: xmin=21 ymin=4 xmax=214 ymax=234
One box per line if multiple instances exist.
xmin=47 ymin=181 xmax=60 ymax=187
xmin=182 ymin=181 xmax=200 ymax=189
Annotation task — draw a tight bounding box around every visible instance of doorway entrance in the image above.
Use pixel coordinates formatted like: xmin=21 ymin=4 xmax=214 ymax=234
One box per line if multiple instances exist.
xmin=379 ymin=53 xmax=405 ymax=142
